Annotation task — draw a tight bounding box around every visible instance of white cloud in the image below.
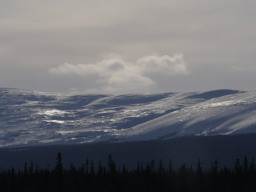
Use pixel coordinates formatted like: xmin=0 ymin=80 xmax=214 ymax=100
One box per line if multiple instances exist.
xmin=137 ymin=53 xmax=189 ymax=75
xmin=49 ymin=53 xmax=188 ymax=94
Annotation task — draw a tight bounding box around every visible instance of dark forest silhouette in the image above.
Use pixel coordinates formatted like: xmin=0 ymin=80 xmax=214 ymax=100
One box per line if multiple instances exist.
xmin=0 ymin=153 xmax=256 ymax=191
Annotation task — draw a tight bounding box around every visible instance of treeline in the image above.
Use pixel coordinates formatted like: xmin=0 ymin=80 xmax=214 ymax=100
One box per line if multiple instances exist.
xmin=0 ymin=153 xmax=256 ymax=192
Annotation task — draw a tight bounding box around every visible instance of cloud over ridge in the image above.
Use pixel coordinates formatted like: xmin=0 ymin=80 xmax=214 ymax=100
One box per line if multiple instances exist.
xmin=49 ymin=53 xmax=188 ymax=93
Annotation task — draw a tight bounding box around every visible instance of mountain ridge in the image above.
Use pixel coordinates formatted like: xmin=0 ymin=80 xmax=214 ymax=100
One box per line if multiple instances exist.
xmin=0 ymin=88 xmax=255 ymax=147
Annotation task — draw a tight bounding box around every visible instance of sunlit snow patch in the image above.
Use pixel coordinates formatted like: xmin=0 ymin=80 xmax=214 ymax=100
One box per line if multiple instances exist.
xmin=45 ymin=120 xmax=65 ymax=124
xmin=37 ymin=109 xmax=69 ymax=116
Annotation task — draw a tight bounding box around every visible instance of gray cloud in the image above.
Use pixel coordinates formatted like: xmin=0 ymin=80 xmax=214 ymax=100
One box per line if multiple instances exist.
xmin=49 ymin=54 xmax=188 ymax=94
xmin=137 ymin=54 xmax=189 ymax=76
xmin=1 ymin=0 xmax=256 ymax=93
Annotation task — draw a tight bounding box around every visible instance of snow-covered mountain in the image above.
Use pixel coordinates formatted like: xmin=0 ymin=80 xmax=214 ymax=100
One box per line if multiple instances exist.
xmin=1 ymin=88 xmax=256 ymax=147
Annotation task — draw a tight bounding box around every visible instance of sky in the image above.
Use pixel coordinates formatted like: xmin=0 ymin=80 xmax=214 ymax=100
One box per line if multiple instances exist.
xmin=0 ymin=0 xmax=256 ymax=94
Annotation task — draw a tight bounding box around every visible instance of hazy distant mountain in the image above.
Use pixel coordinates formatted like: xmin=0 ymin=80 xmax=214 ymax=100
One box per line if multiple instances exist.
xmin=1 ymin=88 xmax=256 ymax=147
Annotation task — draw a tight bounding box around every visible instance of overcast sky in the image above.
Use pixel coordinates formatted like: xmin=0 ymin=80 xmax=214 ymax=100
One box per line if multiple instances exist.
xmin=0 ymin=0 xmax=256 ymax=94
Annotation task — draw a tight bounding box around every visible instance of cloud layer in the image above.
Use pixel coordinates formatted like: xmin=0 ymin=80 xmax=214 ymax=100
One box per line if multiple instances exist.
xmin=1 ymin=1 xmax=256 ymax=93
xmin=49 ymin=54 xmax=188 ymax=94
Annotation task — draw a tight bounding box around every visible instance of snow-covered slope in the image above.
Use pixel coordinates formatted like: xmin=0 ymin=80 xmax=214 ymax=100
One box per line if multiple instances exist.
xmin=0 ymin=88 xmax=255 ymax=147
xmin=122 ymin=91 xmax=256 ymax=141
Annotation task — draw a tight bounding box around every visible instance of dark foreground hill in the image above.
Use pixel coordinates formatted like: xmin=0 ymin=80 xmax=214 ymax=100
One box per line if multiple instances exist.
xmin=1 ymin=134 xmax=256 ymax=170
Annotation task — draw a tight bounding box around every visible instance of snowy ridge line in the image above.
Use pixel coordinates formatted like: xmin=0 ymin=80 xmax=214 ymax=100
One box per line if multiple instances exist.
xmin=0 ymin=88 xmax=255 ymax=147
